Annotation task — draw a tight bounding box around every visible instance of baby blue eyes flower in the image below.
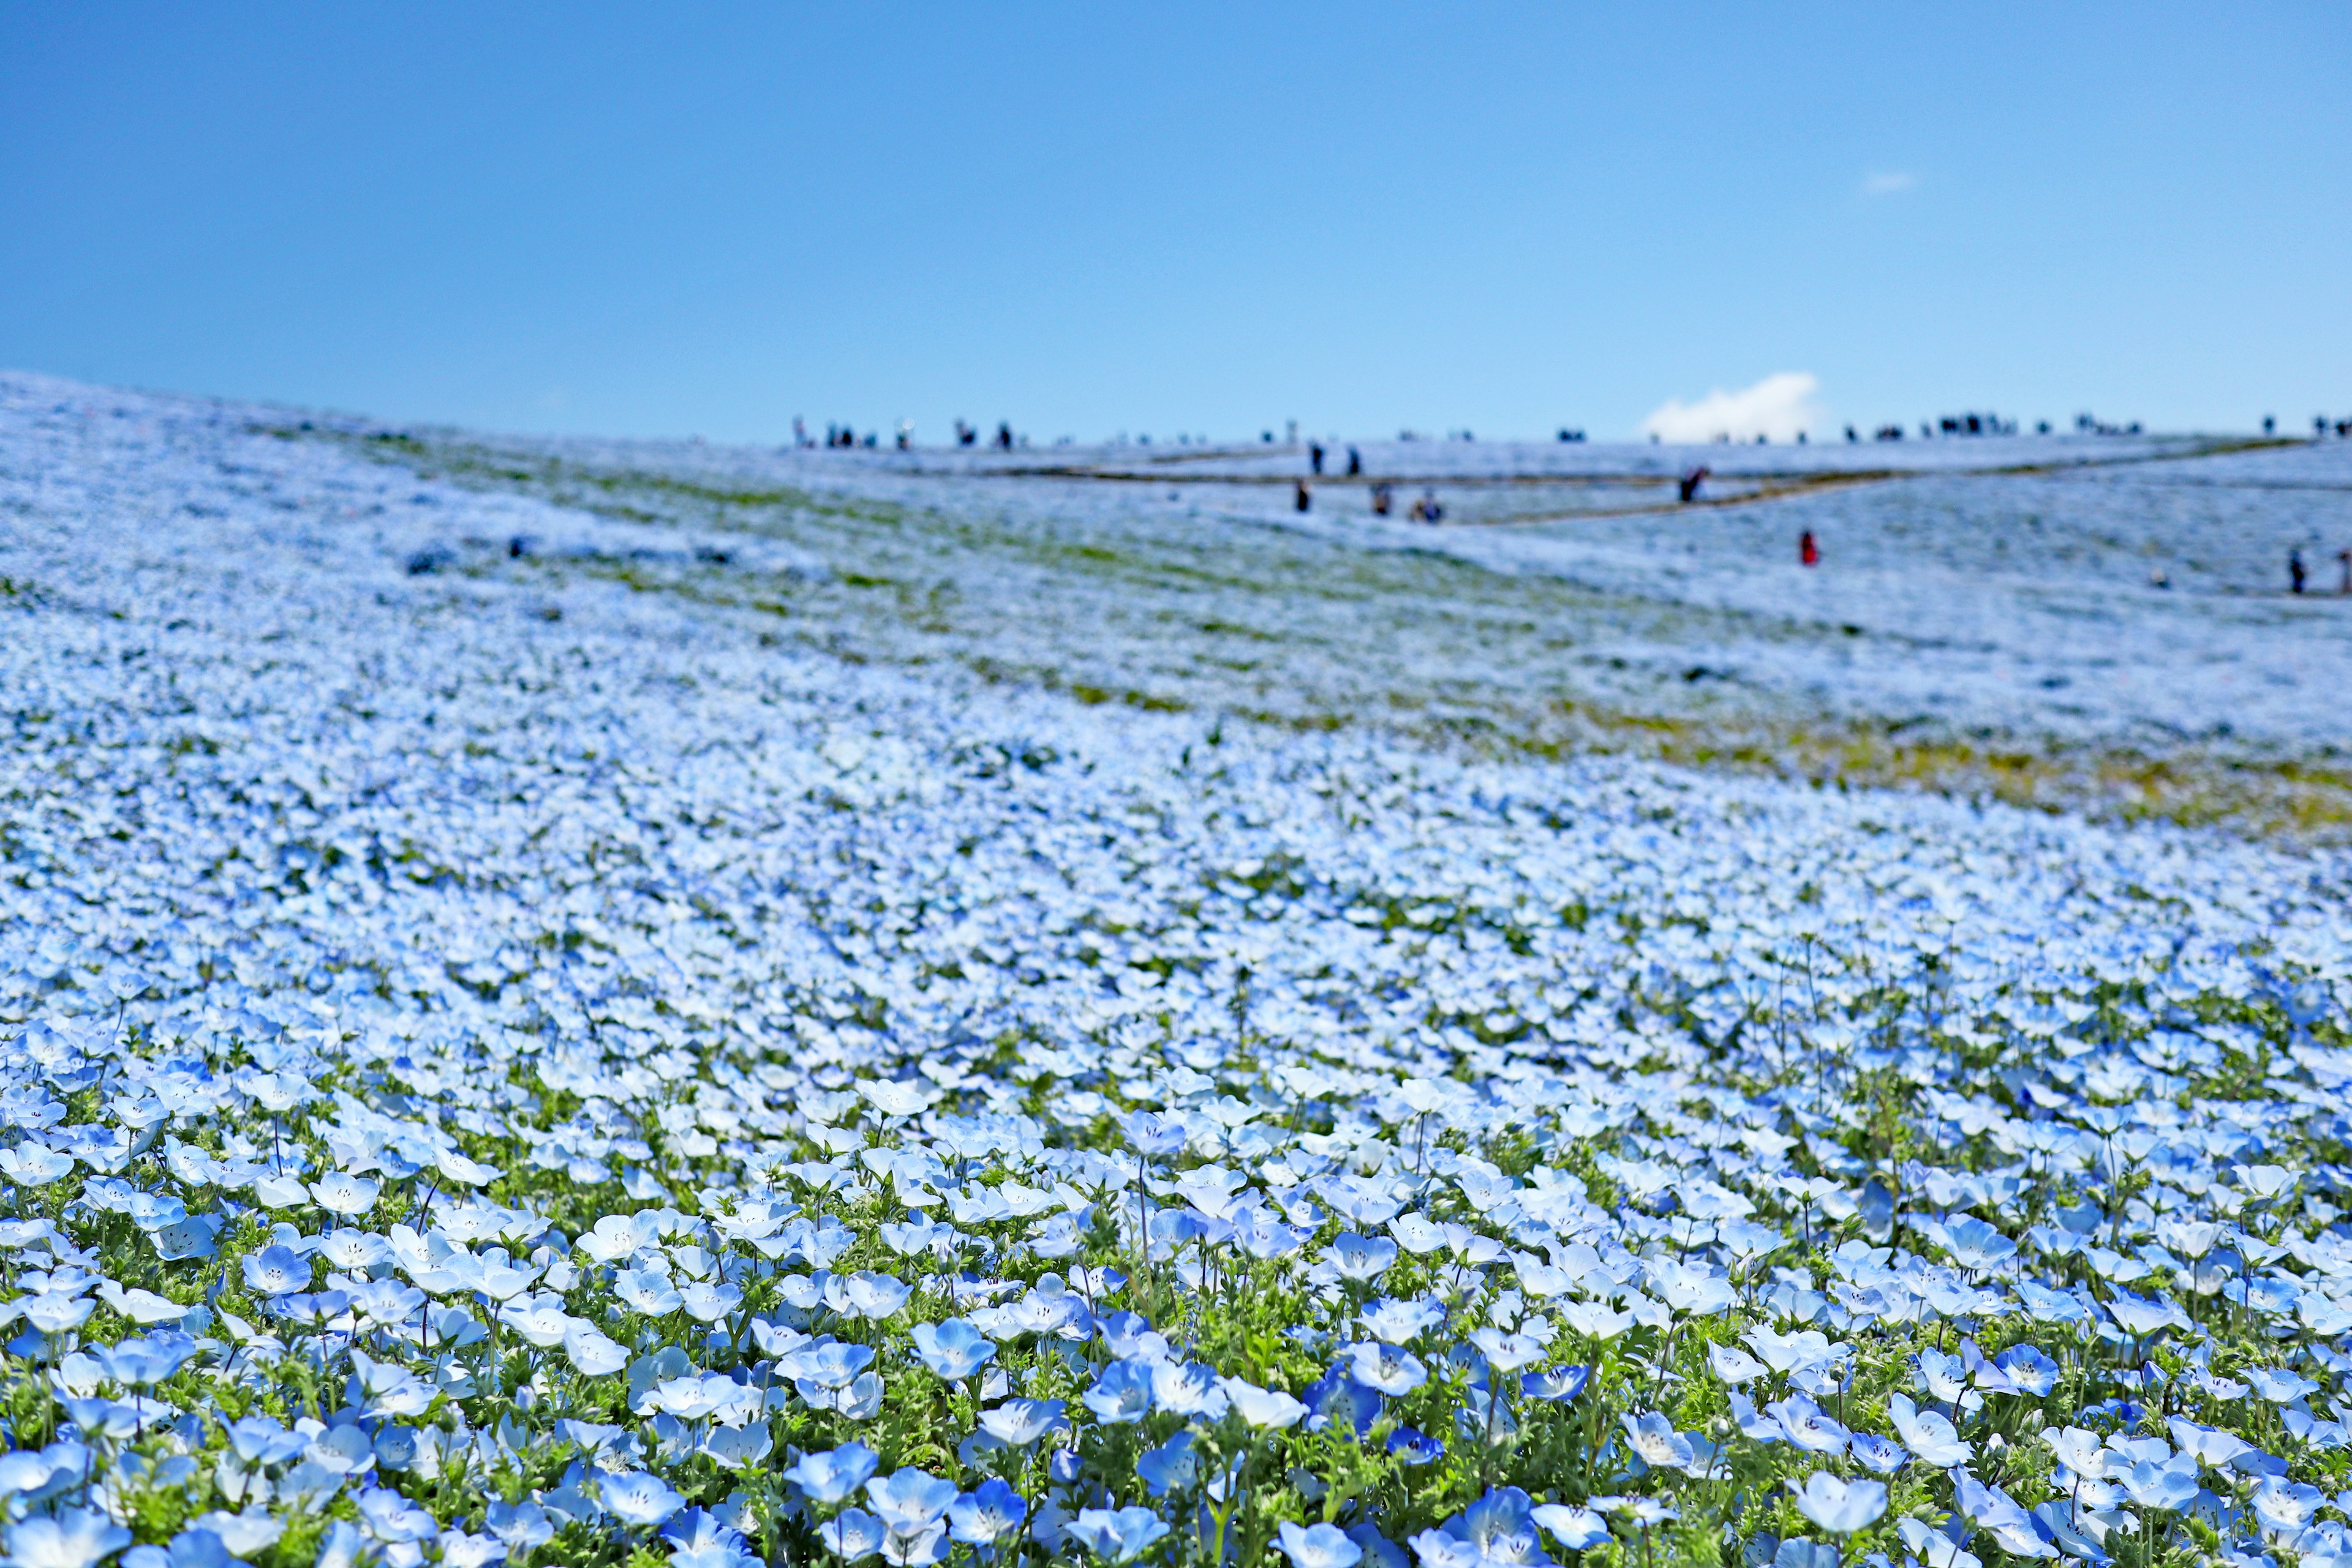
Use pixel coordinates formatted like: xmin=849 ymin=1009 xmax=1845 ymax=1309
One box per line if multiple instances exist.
xmin=1324 ymin=1232 xmax=1399 ymax=1281
xmin=783 ymin=1337 xmax=877 ymax=1390
xmin=1519 ymin=1363 xmax=1589 ymax=1402
xmin=599 ymin=1472 xmax=685 ymax=1527
xmin=910 ymin=1317 xmax=996 ymax=1380
xmin=864 ymin=1468 xmax=957 ymax=1534
xmin=6 ymin=1509 xmax=132 ymax=1568
xmin=1064 ymin=1506 xmax=1169 ymax=1563
xmin=1081 ymin=1359 xmax=1155 ymax=1424
xmin=1532 ymin=1504 xmax=1609 ymax=1551
xmin=782 ymin=1443 xmax=880 ymax=1506
xmin=975 ymin=1398 xmax=1067 ymax=1447
xmin=947 ymin=1480 xmax=1027 ymax=1545
xmin=817 ymin=1509 xmax=883 ymax=1562
xmin=1276 ymin=1520 xmax=1363 ymax=1568
xmin=1135 ymin=1432 xmax=1197 ymax=1498
xmin=239 ymin=1244 xmax=309 ymax=1297
xmin=1347 ymin=1341 xmax=1427 ymax=1395
xmin=1788 ymin=1474 xmax=1887 ymax=1535
xmin=1220 ymin=1377 xmax=1308 ymax=1430
xmin=1386 ymin=1427 xmax=1444 ymax=1466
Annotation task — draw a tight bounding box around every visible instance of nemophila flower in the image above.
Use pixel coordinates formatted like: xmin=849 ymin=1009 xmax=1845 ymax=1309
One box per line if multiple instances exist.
xmin=1989 ymin=1343 xmax=2060 ymax=1396
xmin=843 ymin=1270 xmax=913 ymax=1318
xmin=1135 ymin=1431 xmax=1197 ymax=1498
xmin=1387 ymin=1427 xmax=1444 ymax=1466
xmin=1148 ymin=1362 xmax=1229 ymax=1421
xmin=976 ymin=1398 xmax=1067 ymax=1447
xmin=1897 ymin=1518 xmax=1980 ymax=1568
xmin=1888 ymin=1395 xmax=1971 ymax=1466
xmin=865 ymin=1469 xmax=957 ymax=1535
xmin=1065 ymin=1507 xmax=1169 ymax=1563
xmin=1767 ymin=1394 xmax=1850 ymax=1456
xmin=1519 ymin=1363 xmax=1588 ymax=1402
xmin=612 ymin=1265 xmax=682 ymax=1316
xmin=2119 ymin=1453 xmax=2199 ymax=1512
xmin=678 ymin=1281 xmax=742 ymax=1322
xmin=1359 ymin=1295 xmax=1444 ymax=1344
xmin=1622 ymin=1411 xmax=1696 ymax=1470
xmin=947 ymin=1480 xmax=1027 ymax=1546
xmin=782 ymin=1443 xmax=880 ymax=1505
xmin=2166 ymin=1417 xmax=2251 ymax=1469
xmin=1557 ymin=1299 xmax=1633 ymax=1340
xmin=4 ymin=1509 xmax=131 ymax=1568
xmin=1849 ymin=1434 xmax=1907 ymax=1474
xmin=1302 ymin=1364 xmax=1383 ymax=1436
xmin=1531 ymin=1505 xmax=1608 ymax=1552
xmin=818 ymin=1509 xmax=884 ymax=1562
xmin=2250 ymin=1479 xmax=2325 ymax=1536
xmin=782 ymin=1336 xmax=876 ymax=1389
xmin=1789 ymin=1473 xmax=1887 ymax=1535
xmin=1277 ymin=1520 xmax=1364 ymax=1568
xmin=1219 ymin=1377 xmax=1307 ymax=1429
xmin=307 ymin=1171 xmax=378 ymax=1216
xmin=598 ymin=1473 xmax=684 ymax=1528
xmin=239 ymin=1244 xmax=309 ymax=1296
xmin=2244 ymin=1366 xmax=2318 ymax=1404
xmin=358 ymin=1490 xmax=439 ymax=1543
xmin=910 ymin=1317 xmax=996 ymax=1380
xmin=1709 ymin=1343 xmax=1768 ymax=1383
xmin=1348 ymin=1341 xmax=1428 ymax=1395
xmin=1424 ymin=1487 xmax=1552 ymax=1568
xmin=1082 ymin=1359 xmax=1155 ymax=1423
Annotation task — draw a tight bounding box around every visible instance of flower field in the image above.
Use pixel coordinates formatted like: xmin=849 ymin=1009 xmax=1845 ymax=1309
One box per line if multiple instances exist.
xmin=3 ymin=374 xmax=2351 ymax=1568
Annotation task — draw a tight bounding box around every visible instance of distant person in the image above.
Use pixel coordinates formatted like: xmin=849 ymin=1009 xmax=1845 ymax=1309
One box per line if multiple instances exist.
xmin=2291 ymin=548 xmax=2307 ymax=595
xmin=1295 ymin=480 xmax=1311 ymax=512
xmin=995 ymin=422 xmax=1014 ymax=450
xmin=1370 ymin=483 xmax=1392 ymax=516
xmin=2339 ymin=548 xmax=2351 ymax=594
xmin=1409 ymin=491 xmax=1443 ymax=523
xmin=793 ymin=416 xmax=808 ymax=447
xmin=1678 ymin=466 xmax=1709 ymax=503
xmin=1310 ymin=442 xmax=1325 ymax=475
xmin=1346 ymin=446 xmax=1362 ymax=476
xmin=1800 ymin=530 xmax=1819 ymax=567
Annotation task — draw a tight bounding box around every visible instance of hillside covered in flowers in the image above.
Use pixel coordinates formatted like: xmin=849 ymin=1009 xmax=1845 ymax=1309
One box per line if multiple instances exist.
xmin=3 ymin=374 xmax=2351 ymax=1568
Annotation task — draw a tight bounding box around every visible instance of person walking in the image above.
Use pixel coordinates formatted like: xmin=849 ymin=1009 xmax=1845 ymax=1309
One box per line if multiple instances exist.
xmin=1370 ymin=482 xmax=1392 ymax=516
xmin=2337 ymin=548 xmax=2351 ymax=594
xmin=1309 ymin=442 xmax=1325 ymax=476
xmin=1679 ymin=466 xmax=1709 ymax=503
xmin=1295 ymin=480 xmax=1312 ymax=513
xmin=1800 ymin=530 xmax=1820 ymax=567
xmin=1346 ymin=446 xmax=1362 ymax=476
xmin=2291 ymin=547 xmax=2307 ymax=595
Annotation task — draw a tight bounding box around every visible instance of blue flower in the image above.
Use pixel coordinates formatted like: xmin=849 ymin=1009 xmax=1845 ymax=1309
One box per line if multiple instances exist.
xmin=1519 ymin=1363 xmax=1589 ymax=1403
xmin=910 ymin=1317 xmax=997 ymax=1381
xmin=1302 ymin=1363 xmax=1382 ymax=1437
xmin=781 ymin=1442 xmax=880 ymax=1505
xmin=948 ymin=1479 xmax=1027 ymax=1546
xmin=1386 ymin=1427 xmax=1444 ymax=1466
xmin=1082 ymin=1359 xmax=1155 ymax=1424
xmin=1065 ymin=1506 xmax=1170 ymax=1562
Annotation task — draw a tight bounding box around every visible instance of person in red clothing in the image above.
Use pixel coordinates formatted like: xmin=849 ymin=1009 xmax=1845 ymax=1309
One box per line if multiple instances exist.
xmin=1800 ymin=530 xmax=1820 ymax=567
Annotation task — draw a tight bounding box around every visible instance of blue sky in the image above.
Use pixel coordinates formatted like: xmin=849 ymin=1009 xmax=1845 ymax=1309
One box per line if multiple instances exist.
xmin=3 ymin=4 xmax=2346 ymax=443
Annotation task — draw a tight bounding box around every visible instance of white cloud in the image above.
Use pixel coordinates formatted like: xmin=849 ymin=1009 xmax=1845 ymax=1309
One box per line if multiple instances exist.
xmin=1640 ymin=372 xmax=1823 ymax=445
xmin=1861 ymin=170 xmax=1918 ymax=197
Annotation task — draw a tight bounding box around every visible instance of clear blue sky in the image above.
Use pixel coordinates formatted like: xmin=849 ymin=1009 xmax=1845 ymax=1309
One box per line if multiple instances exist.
xmin=4 ymin=4 xmax=2346 ymax=443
